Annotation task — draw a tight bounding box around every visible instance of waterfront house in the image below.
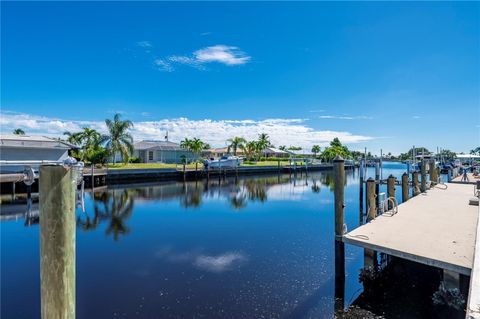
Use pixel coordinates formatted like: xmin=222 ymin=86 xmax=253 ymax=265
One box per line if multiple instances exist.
xmin=0 ymin=134 xmax=74 ymax=173
xmin=205 ymin=147 xmax=244 ymax=158
xmin=133 ymin=140 xmax=197 ymax=164
xmin=263 ymin=147 xmax=291 ymax=158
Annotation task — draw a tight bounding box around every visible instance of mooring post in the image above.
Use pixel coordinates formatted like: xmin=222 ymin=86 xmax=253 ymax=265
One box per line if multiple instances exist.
xmin=447 ymin=168 xmax=452 ymax=182
xmin=12 ymin=181 xmax=16 ymax=202
xmin=359 ymin=159 xmax=364 ymax=218
xmin=277 ymin=159 xmax=280 ymax=173
xmin=387 ymin=175 xmax=395 ymax=210
xmin=333 ymin=156 xmax=345 ymax=240
xmin=366 ymin=178 xmax=376 ymax=221
xmin=420 ymin=159 xmax=427 ymax=192
xmin=429 ymin=159 xmax=438 ymax=185
xmin=333 ymin=155 xmax=345 ymax=314
xmin=412 ymin=171 xmax=419 ymax=196
xmin=39 ymin=165 xmax=76 ymax=319
xmin=401 ymin=172 xmax=409 ymax=202
xmin=375 ymin=160 xmax=380 ymax=208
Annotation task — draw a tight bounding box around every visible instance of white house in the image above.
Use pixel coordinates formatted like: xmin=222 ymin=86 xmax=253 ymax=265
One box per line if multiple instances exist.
xmin=0 ymin=134 xmax=74 ymax=173
xmin=133 ymin=140 xmax=197 ymax=164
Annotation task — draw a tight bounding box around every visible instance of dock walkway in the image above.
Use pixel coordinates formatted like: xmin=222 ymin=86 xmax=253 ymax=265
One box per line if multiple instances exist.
xmin=343 ymin=183 xmax=478 ymax=275
xmin=451 ymin=172 xmax=479 ymax=185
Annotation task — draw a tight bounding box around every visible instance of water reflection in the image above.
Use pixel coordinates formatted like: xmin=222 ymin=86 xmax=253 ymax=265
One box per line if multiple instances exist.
xmin=72 ymin=172 xmax=346 ymax=241
xmin=3 ymin=164 xmax=461 ymax=318
xmin=72 ymin=172 xmax=341 ymax=243
xmin=78 ymin=189 xmax=136 ymax=240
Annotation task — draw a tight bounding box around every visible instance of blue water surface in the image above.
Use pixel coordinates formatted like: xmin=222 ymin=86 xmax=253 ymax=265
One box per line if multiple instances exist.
xmin=1 ymin=163 xmax=417 ymax=318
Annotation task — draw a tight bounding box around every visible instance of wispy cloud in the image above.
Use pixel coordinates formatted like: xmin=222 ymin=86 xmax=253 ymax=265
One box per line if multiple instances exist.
xmin=136 ymin=41 xmax=152 ymax=48
xmin=200 ymin=32 xmax=212 ymax=36
xmin=194 ymin=45 xmax=250 ymax=65
xmin=318 ymin=115 xmax=373 ymax=120
xmin=0 ymin=111 xmax=373 ymax=149
xmin=412 ymin=115 xmax=421 ymax=119
xmin=146 ymin=43 xmax=251 ymax=72
xmin=153 ymin=59 xmax=174 ymax=72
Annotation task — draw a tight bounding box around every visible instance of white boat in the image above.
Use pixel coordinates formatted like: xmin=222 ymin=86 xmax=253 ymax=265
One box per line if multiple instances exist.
xmin=204 ymin=155 xmax=242 ymax=169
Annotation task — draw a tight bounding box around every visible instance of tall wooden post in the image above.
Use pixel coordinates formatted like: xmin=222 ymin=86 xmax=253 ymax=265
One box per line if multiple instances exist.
xmin=387 ymin=175 xmax=395 ymax=210
xmin=333 ymin=156 xmax=345 ymax=240
xmin=402 ymin=173 xmax=409 ymax=203
xmin=12 ymin=181 xmax=16 ymax=202
xmin=333 ymin=155 xmax=345 ymax=314
xmin=366 ymin=178 xmax=376 ymax=221
xmin=375 ymin=161 xmax=380 ymax=208
xmin=39 ymin=165 xmax=76 ymax=319
xmin=430 ymin=159 xmax=438 ymax=185
xmin=359 ymin=159 xmax=364 ymax=220
xmin=420 ymin=159 xmax=427 ymax=192
xmin=412 ymin=171 xmax=420 ymax=196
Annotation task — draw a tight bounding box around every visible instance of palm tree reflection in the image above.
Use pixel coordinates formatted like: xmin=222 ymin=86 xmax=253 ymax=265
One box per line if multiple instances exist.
xmin=78 ymin=189 xmax=135 ymax=240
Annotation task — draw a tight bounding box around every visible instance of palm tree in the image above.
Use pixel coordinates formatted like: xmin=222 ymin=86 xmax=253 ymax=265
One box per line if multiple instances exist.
xmin=227 ymin=137 xmax=246 ymax=155
xmin=63 ymin=131 xmax=84 ymax=159
xmin=241 ymin=141 xmax=258 ymax=161
xmin=180 ymin=138 xmax=191 ymax=148
xmin=181 ymin=137 xmax=208 ymax=170
xmin=257 ymin=133 xmax=271 ymax=161
xmin=311 ymin=145 xmax=321 ymax=158
xmin=77 ymin=127 xmax=102 ymax=161
xmin=12 ymin=128 xmax=25 ymax=135
xmin=103 ymin=114 xmax=134 ymax=164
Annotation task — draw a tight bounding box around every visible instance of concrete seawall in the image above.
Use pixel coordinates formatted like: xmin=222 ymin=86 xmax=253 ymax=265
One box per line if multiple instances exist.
xmin=106 ymin=164 xmax=352 ymax=184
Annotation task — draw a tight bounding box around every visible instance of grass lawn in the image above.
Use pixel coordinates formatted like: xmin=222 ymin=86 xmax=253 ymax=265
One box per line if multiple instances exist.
xmin=241 ymin=160 xmax=292 ymax=166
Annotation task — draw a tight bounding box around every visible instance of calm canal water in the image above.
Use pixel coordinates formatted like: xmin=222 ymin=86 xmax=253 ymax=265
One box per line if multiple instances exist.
xmin=1 ymin=162 xmax=465 ymax=318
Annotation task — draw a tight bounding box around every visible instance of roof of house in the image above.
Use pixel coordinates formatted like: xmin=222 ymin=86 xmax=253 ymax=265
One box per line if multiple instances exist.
xmin=264 ymin=147 xmax=290 ymax=154
xmin=134 ymin=140 xmax=185 ymax=151
xmin=0 ymin=134 xmax=75 ymax=149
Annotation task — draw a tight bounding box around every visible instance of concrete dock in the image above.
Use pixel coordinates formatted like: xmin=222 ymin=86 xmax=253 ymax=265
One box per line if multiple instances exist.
xmin=451 ymin=172 xmax=479 ymax=185
xmin=343 ymin=183 xmax=478 ymax=275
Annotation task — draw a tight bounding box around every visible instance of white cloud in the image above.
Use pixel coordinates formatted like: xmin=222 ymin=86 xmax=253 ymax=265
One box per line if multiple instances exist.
xmin=0 ymin=111 xmax=374 ymax=149
xmin=147 ymin=44 xmax=250 ymax=72
xmin=136 ymin=41 xmax=152 ymax=48
xmin=412 ymin=115 xmax=421 ymax=119
xmin=319 ymin=115 xmax=373 ymax=120
xmin=194 ymin=45 xmax=250 ymax=65
xmin=154 ymin=59 xmax=174 ymax=72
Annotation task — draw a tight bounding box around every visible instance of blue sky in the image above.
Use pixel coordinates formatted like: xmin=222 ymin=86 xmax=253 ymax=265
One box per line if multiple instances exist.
xmin=1 ymin=2 xmax=479 ymax=154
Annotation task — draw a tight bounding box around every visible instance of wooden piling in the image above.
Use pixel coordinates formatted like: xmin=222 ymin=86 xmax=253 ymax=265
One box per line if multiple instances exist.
xmin=412 ymin=171 xmax=420 ymax=196
xmin=333 ymin=156 xmax=345 ymax=240
xmin=375 ymin=161 xmax=380 ymax=207
xmin=12 ymin=181 xmax=16 ymax=202
xmin=420 ymin=159 xmax=427 ymax=192
xmin=39 ymin=165 xmax=76 ymax=319
xmin=334 ymin=240 xmax=345 ymax=314
xmin=359 ymin=159 xmax=364 ymax=218
xmin=430 ymin=159 xmax=438 ymax=185
xmin=366 ymin=178 xmax=376 ymax=221
xmin=387 ymin=175 xmax=395 ymax=210
xmin=401 ymin=173 xmax=409 ymax=202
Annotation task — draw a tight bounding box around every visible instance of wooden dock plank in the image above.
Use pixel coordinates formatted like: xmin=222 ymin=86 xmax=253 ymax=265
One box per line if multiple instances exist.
xmin=343 ymin=183 xmax=478 ymax=275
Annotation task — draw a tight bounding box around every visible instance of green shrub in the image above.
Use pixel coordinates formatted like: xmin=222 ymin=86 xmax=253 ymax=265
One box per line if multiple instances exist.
xmin=128 ymin=156 xmax=141 ymax=163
